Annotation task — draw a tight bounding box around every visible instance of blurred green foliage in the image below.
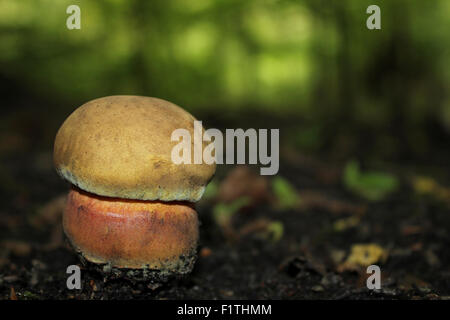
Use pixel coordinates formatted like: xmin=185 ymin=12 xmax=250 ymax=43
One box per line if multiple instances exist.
xmin=343 ymin=160 xmax=399 ymax=201
xmin=213 ymin=197 xmax=249 ymax=227
xmin=272 ymin=176 xmax=299 ymax=209
xmin=0 ymin=0 xmax=449 ymax=158
xmin=201 ymin=179 xmax=219 ymax=200
xmin=265 ymin=221 xmax=284 ymax=242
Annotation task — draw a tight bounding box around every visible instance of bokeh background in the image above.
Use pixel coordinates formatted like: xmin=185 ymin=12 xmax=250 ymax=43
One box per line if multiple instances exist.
xmin=0 ymin=0 xmax=449 ymax=300
xmin=1 ymin=0 xmax=449 ymax=161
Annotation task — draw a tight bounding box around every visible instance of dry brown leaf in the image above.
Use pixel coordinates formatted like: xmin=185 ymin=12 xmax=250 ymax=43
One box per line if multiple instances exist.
xmin=10 ymin=287 xmax=18 ymax=300
xmin=199 ymin=247 xmax=213 ymax=258
xmin=1 ymin=240 xmax=32 ymax=257
xmin=0 ymin=213 xmax=23 ymax=229
xmin=401 ymin=225 xmax=423 ymax=236
xmin=410 ymin=242 xmax=423 ymax=251
xmin=238 ymin=218 xmax=272 ymax=237
xmin=399 ymin=274 xmax=430 ymax=291
xmin=299 ymin=190 xmax=366 ymax=216
xmin=30 ymin=195 xmax=66 ymax=228
xmin=0 ymin=133 xmax=28 ymax=154
xmin=218 ymin=166 xmax=271 ymax=207
xmin=90 ymin=279 xmax=98 ymax=291
xmin=237 ymin=218 xmax=284 ymax=242
xmin=281 ymin=147 xmax=341 ymax=185
xmin=41 ymin=225 xmax=64 ymax=250
xmin=424 ymin=249 xmax=441 ymax=268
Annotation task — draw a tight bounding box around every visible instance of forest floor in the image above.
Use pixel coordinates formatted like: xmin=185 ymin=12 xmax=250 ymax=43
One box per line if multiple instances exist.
xmin=1 ymin=139 xmax=449 ymax=300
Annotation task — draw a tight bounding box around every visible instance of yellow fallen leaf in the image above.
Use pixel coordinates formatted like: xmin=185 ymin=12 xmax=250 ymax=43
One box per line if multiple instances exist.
xmin=413 ymin=176 xmax=436 ymax=194
xmin=333 ymin=216 xmax=360 ymax=232
xmin=412 ymin=176 xmax=450 ymax=204
xmin=338 ymin=244 xmax=388 ymax=271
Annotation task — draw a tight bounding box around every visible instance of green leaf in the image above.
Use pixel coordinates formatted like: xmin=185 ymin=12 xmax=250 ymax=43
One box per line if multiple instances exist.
xmin=272 ymin=176 xmax=300 ymax=209
xmin=202 ymin=179 xmax=219 ymax=200
xmin=343 ymin=160 xmax=399 ymax=201
xmin=212 ymin=197 xmax=250 ymax=226
xmin=266 ymin=221 xmax=284 ymax=242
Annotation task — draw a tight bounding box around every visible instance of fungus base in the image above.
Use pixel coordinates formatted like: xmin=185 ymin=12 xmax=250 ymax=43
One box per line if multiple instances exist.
xmin=63 ymin=187 xmax=199 ymax=279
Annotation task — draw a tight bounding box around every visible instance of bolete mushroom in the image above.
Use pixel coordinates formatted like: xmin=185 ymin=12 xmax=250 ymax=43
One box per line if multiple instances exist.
xmin=53 ymin=96 xmax=215 ymax=281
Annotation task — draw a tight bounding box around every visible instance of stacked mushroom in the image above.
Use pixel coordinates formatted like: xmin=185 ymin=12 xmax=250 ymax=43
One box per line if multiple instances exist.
xmin=53 ymin=95 xmax=215 ymax=280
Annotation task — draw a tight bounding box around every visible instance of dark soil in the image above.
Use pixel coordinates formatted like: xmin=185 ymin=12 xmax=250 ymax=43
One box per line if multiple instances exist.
xmin=1 ymin=145 xmax=449 ymax=300
xmin=0 ymin=95 xmax=449 ymax=300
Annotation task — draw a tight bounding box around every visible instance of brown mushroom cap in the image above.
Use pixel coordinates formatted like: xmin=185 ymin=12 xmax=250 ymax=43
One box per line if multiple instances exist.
xmin=54 ymin=96 xmax=216 ymax=202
